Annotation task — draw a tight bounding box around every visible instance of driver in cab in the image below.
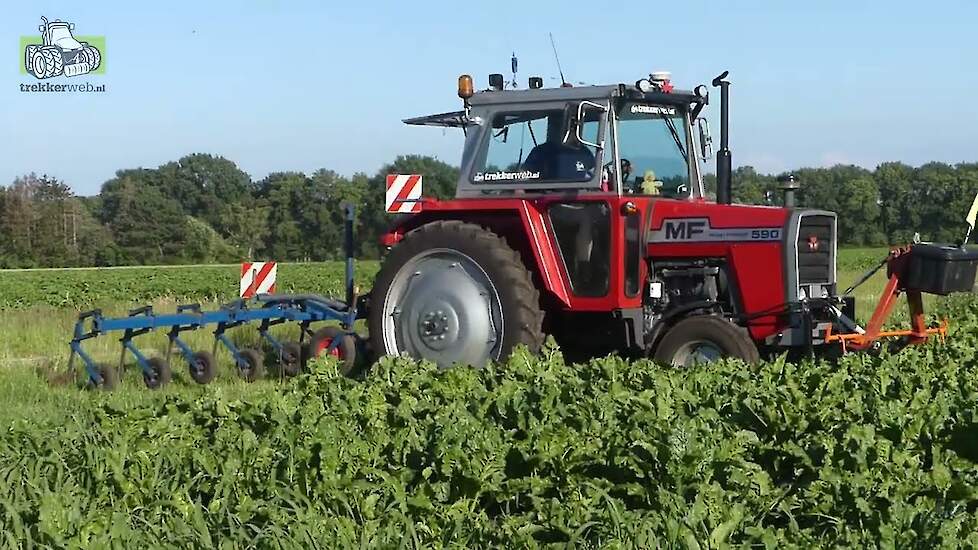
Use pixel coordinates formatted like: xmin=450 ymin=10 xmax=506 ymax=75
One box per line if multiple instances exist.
xmin=522 ymin=108 xmax=595 ymax=182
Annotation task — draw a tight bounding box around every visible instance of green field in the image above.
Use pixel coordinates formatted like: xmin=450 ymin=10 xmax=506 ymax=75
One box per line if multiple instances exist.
xmin=2 ymin=249 xmax=977 ymax=546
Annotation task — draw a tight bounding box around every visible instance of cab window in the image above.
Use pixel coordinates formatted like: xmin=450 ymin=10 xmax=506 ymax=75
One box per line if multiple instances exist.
xmin=615 ymin=103 xmax=691 ymax=197
xmin=474 ymin=108 xmax=601 ymax=185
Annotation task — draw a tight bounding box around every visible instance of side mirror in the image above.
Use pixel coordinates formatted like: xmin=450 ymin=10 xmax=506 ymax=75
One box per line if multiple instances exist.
xmin=39 ymin=25 xmax=45 ymax=32
xmin=69 ymin=23 xmax=75 ymax=30
xmin=697 ymin=117 xmax=713 ymax=159
xmin=565 ymin=101 xmax=607 ymax=149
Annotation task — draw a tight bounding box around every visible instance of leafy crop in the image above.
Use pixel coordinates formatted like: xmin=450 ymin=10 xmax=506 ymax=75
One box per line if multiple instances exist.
xmin=0 ymin=262 xmax=379 ymax=310
xmin=1 ymin=251 xmax=977 ymax=546
xmin=4 ymin=296 xmax=978 ymax=547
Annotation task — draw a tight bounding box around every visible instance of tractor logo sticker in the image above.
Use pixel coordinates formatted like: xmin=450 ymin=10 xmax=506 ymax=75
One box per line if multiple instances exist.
xmin=474 ymin=170 xmax=541 ymax=183
xmin=649 ymin=218 xmax=782 ymax=242
xmin=630 ymin=104 xmax=676 ymax=116
xmin=20 ymin=17 xmax=105 ymax=88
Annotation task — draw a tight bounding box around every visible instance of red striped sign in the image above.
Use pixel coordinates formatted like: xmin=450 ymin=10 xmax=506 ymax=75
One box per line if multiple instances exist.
xmin=240 ymin=261 xmax=277 ymax=298
xmin=385 ymin=174 xmax=423 ymax=213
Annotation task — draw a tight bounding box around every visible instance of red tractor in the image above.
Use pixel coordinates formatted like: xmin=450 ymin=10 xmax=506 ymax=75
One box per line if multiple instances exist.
xmin=364 ymin=71 xmax=978 ymax=368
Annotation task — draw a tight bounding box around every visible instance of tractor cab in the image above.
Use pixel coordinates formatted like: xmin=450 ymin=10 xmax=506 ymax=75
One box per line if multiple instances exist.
xmin=404 ymin=72 xmax=709 ymax=200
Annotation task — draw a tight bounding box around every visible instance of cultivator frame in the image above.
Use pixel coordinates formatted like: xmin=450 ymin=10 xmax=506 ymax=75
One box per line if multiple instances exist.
xmin=68 ymin=204 xmax=364 ymax=389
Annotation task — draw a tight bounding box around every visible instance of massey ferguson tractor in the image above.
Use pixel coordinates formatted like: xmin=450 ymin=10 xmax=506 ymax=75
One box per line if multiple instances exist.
xmin=365 ymin=71 xmax=978 ymax=368
xmin=25 ymin=17 xmax=101 ymax=79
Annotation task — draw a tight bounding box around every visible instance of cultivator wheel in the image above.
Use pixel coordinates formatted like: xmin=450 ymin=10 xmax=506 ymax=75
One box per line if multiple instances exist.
xmin=369 ymin=221 xmax=544 ymax=368
xmin=143 ymin=357 xmax=172 ymax=389
xmin=89 ymin=364 xmax=119 ymax=391
xmin=188 ymin=351 xmax=217 ymax=384
xmin=305 ymin=326 xmax=357 ymax=375
xmin=237 ymin=348 xmax=264 ymax=382
xmin=278 ymin=342 xmax=303 ymax=377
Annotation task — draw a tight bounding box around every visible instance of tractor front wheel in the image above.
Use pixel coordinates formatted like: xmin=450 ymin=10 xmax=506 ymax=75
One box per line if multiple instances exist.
xmin=653 ymin=315 xmax=759 ymax=367
xmin=369 ymin=220 xmax=544 ymax=368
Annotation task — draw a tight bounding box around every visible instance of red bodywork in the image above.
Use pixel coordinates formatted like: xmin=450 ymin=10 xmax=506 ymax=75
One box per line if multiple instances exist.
xmin=381 ymin=194 xmax=793 ymax=343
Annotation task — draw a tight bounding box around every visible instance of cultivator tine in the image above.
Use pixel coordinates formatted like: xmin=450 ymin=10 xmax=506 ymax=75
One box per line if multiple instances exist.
xmin=118 ymin=337 xmax=128 ymax=372
xmin=67 ymin=350 xmax=76 ymax=378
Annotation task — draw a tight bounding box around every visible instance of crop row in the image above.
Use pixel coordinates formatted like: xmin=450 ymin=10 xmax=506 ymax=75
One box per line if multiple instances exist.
xmin=0 ymin=262 xmax=380 ymax=310
xmin=2 ymin=294 xmax=978 ymax=546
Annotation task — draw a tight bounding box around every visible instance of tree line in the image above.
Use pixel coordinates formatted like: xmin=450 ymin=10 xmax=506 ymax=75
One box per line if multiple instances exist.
xmin=1 ymin=154 xmax=976 ymax=268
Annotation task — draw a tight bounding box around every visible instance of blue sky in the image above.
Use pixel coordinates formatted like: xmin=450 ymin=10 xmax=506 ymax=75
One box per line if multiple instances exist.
xmin=2 ymin=1 xmax=977 ymax=196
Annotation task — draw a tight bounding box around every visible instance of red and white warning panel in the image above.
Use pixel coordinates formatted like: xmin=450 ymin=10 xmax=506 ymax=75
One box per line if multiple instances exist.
xmin=385 ymin=174 xmax=423 ymax=213
xmin=240 ymin=261 xmax=277 ymax=298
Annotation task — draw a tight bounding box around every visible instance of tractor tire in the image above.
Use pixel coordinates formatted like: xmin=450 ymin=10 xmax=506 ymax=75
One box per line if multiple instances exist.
xmin=144 ymin=357 xmax=172 ymax=389
xmin=40 ymin=47 xmax=63 ymax=78
xmin=28 ymin=49 xmax=48 ymax=79
xmin=369 ymin=220 xmax=544 ymax=368
xmin=277 ymin=341 xmax=303 ymax=377
xmin=83 ymin=44 xmax=101 ymax=71
xmin=653 ymin=315 xmax=759 ymax=367
xmin=25 ymin=45 xmax=39 ymax=75
xmin=305 ymin=326 xmax=357 ymax=376
xmin=188 ymin=351 xmax=217 ymax=384
xmin=237 ymin=348 xmax=264 ymax=382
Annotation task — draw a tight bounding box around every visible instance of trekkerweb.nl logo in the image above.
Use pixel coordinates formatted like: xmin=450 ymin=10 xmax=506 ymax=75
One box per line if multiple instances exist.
xmin=19 ymin=17 xmax=106 ymax=93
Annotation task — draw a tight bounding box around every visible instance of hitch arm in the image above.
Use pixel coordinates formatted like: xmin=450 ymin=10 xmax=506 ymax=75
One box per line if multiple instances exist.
xmin=825 ymin=247 xmax=948 ymax=351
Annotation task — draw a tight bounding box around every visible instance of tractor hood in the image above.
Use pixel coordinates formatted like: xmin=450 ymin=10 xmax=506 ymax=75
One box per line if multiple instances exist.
xmin=48 ymin=24 xmax=84 ymax=51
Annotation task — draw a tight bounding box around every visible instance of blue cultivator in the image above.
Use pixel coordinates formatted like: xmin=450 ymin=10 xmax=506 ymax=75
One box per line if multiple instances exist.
xmin=68 ymin=205 xmax=365 ymax=390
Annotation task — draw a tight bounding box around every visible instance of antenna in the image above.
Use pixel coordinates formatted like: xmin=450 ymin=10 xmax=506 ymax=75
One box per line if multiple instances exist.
xmin=510 ymin=52 xmax=518 ymax=88
xmin=548 ymin=32 xmax=568 ymax=87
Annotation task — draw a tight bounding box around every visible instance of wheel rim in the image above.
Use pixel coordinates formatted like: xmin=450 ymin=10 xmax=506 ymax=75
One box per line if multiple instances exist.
xmin=315 ymin=338 xmax=342 ymax=359
xmin=381 ymin=248 xmax=503 ymax=367
xmin=31 ymin=52 xmax=46 ymax=76
xmin=671 ymin=340 xmax=724 ymax=367
xmin=191 ymin=359 xmax=206 ymax=378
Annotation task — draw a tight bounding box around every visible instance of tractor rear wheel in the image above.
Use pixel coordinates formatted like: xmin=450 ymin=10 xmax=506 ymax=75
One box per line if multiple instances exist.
xmin=653 ymin=315 xmax=759 ymax=367
xmin=28 ymin=50 xmax=48 ymax=79
xmin=369 ymin=220 xmax=544 ymax=368
xmin=83 ymin=45 xmax=100 ymax=71
xmin=25 ymin=45 xmax=39 ymax=75
xmin=40 ymin=47 xmax=63 ymax=78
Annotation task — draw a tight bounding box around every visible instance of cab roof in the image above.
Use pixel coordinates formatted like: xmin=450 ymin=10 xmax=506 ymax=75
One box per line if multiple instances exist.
xmin=403 ymin=83 xmax=703 ymax=128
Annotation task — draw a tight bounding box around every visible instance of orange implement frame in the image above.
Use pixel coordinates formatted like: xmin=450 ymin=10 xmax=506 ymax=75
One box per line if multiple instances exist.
xmin=824 ymin=246 xmax=948 ymax=352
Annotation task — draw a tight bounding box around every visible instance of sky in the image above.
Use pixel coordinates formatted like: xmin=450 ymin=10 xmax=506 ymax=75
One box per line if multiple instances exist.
xmin=2 ymin=0 xmax=977 ymax=196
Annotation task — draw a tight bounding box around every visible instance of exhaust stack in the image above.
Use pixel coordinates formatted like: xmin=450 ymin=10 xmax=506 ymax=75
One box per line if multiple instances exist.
xmin=712 ymin=71 xmax=731 ymax=205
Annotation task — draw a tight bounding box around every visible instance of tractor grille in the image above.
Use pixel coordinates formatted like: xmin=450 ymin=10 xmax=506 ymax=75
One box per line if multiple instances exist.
xmin=796 ymin=215 xmax=834 ymax=284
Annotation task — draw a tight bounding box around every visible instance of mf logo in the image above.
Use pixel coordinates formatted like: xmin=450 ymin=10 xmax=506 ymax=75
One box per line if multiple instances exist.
xmin=664 ymin=220 xmax=706 ymax=240
xmin=21 ymin=17 xmax=104 ymax=79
